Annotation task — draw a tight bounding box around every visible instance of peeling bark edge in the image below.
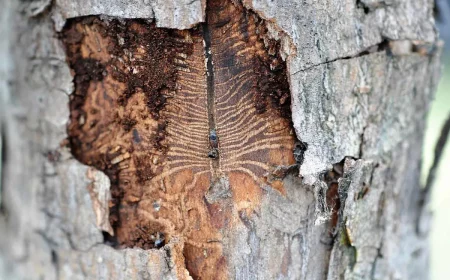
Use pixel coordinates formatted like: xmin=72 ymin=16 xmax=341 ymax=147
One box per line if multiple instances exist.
xmin=51 ymin=0 xmax=205 ymax=31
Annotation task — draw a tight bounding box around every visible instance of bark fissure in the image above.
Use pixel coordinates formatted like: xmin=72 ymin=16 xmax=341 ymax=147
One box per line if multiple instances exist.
xmin=418 ymin=112 xmax=450 ymax=232
xmin=423 ymin=112 xmax=450 ymax=194
xmin=0 ymin=125 xmax=5 ymax=214
xmin=293 ymin=38 xmax=438 ymax=75
xmin=292 ymin=40 xmax=390 ymax=75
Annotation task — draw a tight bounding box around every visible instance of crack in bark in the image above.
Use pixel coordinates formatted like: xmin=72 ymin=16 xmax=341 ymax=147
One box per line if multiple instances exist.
xmin=356 ymin=0 xmax=393 ymax=14
xmin=417 ymin=111 xmax=450 ymax=232
xmin=423 ymin=111 xmax=450 ymax=194
xmin=292 ymin=39 xmax=390 ymax=75
xmin=358 ymin=125 xmax=368 ymax=159
xmin=0 ymin=123 xmax=5 ymax=215
xmin=293 ymin=38 xmax=439 ymax=75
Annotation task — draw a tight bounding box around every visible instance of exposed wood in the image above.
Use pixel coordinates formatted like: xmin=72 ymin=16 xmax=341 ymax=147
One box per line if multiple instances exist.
xmin=62 ymin=0 xmax=296 ymax=277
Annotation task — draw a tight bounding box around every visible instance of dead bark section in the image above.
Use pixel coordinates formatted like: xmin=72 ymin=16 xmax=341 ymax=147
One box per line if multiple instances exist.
xmin=61 ymin=0 xmax=299 ymax=278
xmin=59 ymin=0 xmax=441 ymax=277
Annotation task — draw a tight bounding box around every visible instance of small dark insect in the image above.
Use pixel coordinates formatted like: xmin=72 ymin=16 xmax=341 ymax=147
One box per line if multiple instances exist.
xmin=208 ymin=129 xmax=219 ymax=159
xmin=293 ymin=141 xmax=308 ymax=165
xmin=153 ymin=232 xmax=165 ymax=248
xmin=209 ymin=129 xmax=218 ymax=148
xmin=208 ymin=148 xmax=219 ymax=159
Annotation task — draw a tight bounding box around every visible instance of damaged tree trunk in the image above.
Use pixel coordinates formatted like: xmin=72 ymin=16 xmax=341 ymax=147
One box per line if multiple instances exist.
xmin=0 ymin=0 xmax=442 ymax=279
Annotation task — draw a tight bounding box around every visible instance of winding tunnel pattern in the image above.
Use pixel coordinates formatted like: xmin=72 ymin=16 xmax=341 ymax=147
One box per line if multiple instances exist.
xmin=63 ymin=0 xmax=295 ymax=278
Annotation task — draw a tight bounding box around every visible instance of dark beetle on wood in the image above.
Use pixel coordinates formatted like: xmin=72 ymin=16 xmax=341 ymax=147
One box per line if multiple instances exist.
xmin=208 ymin=129 xmax=219 ymax=159
xmin=209 ymin=129 xmax=218 ymax=148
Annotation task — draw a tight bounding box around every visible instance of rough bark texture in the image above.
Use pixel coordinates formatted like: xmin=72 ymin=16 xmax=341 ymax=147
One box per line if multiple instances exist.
xmin=0 ymin=0 xmax=442 ymax=279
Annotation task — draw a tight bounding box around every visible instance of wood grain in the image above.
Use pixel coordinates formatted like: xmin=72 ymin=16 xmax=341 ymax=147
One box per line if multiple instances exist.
xmin=63 ymin=0 xmax=295 ymax=278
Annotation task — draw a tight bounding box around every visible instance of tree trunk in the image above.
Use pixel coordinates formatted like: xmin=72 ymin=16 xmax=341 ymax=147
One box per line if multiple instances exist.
xmin=0 ymin=0 xmax=441 ymax=279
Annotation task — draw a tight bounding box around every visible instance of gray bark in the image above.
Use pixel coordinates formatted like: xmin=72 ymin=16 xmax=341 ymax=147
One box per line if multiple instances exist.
xmin=0 ymin=0 xmax=441 ymax=279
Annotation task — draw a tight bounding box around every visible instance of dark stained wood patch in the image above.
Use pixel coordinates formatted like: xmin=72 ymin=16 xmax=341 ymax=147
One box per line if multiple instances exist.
xmin=62 ymin=0 xmax=296 ymax=278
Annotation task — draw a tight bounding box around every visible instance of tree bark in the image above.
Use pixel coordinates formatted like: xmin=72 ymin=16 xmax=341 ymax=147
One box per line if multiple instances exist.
xmin=0 ymin=0 xmax=442 ymax=279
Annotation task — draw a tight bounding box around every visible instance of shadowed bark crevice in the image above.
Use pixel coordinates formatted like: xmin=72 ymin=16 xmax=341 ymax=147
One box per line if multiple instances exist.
xmin=0 ymin=123 xmax=7 ymax=216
